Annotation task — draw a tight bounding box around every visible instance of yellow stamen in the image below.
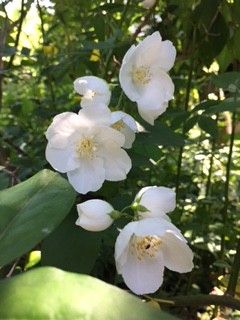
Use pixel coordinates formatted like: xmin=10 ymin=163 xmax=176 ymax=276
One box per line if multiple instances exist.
xmin=130 ymin=235 xmax=162 ymax=260
xmin=132 ymin=66 xmax=151 ymax=85
xmin=112 ymin=120 xmax=125 ymax=131
xmin=75 ymin=137 xmax=97 ymax=159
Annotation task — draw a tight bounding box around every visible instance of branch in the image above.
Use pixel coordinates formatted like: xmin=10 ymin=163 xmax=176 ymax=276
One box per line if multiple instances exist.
xmin=8 ymin=0 xmax=26 ymax=69
xmin=226 ymin=238 xmax=240 ymax=296
xmin=132 ymin=1 xmax=158 ymax=41
xmin=145 ymin=294 xmax=240 ymax=310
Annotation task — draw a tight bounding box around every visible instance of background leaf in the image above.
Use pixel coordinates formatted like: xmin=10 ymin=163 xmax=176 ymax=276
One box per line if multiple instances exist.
xmin=0 ymin=170 xmax=76 ymax=267
xmin=41 ymin=208 xmax=101 ymax=274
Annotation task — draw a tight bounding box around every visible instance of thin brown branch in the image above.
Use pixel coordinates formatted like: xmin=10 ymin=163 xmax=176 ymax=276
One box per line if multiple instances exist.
xmin=145 ymin=294 xmax=240 ymax=310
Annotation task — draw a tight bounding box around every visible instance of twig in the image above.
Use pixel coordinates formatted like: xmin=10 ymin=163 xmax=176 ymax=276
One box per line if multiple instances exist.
xmin=175 ymin=28 xmax=196 ymax=200
xmin=8 ymin=0 xmax=26 ymax=69
xmin=144 ymin=293 xmax=240 ymax=310
xmin=226 ymin=238 xmax=240 ymax=296
xmin=220 ymin=110 xmax=236 ymax=256
xmin=132 ymin=1 xmax=158 ymax=41
xmin=6 ymin=258 xmax=20 ymax=278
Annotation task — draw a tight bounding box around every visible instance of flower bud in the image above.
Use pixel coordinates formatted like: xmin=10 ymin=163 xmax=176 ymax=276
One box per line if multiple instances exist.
xmin=134 ymin=186 xmax=176 ymax=219
xmin=76 ymin=199 xmax=114 ymax=232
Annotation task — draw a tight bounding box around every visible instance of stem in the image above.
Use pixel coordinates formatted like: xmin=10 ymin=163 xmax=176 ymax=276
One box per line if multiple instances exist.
xmin=37 ymin=0 xmax=45 ymax=42
xmin=119 ymin=0 xmax=131 ymax=28
xmin=205 ymin=140 xmax=215 ymax=197
xmin=132 ymin=1 xmax=158 ymax=41
xmin=7 ymin=0 xmax=25 ymax=69
xmin=220 ymin=110 xmax=236 ymax=256
xmin=226 ymin=238 xmax=240 ymax=296
xmin=205 ymin=115 xmax=219 ymax=197
xmin=144 ymin=294 xmax=240 ymax=310
xmin=175 ymin=29 xmax=196 ymax=199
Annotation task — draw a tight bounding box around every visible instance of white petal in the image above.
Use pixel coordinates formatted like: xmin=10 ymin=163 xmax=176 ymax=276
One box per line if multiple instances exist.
xmin=156 ymin=40 xmax=176 ymax=72
xmin=111 ymin=111 xmax=137 ymax=149
xmin=134 ymin=218 xmax=182 ymax=238
xmin=120 ymin=250 xmax=164 ymax=295
xmin=120 ymin=125 xmax=136 ymax=149
xmin=137 ymin=102 xmax=168 ymax=125
xmin=76 ymin=199 xmax=113 ymax=231
xmin=101 ymin=146 xmax=132 ymax=181
xmin=45 ymin=112 xmax=83 ymax=148
xmin=67 ymin=157 xmax=105 ymax=194
xmin=74 ymin=76 xmax=111 ymax=108
xmin=111 ymin=111 xmax=138 ymax=132
xmin=134 ymin=32 xmax=176 ymax=71
xmin=115 ymin=221 xmax=138 ymax=269
xmin=134 ymin=32 xmax=163 ymax=67
xmin=78 ymin=105 xmax=112 ymax=127
xmin=45 ymin=144 xmax=79 ymax=173
xmin=136 ymin=72 xmax=174 ymax=125
xmin=119 ymin=61 xmax=141 ymax=102
xmin=161 ymin=232 xmax=194 ymax=273
xmin=96 ymin=126 xmax=126 ymax=148
xmin=136 ymin=186 xmax=176 ymax=218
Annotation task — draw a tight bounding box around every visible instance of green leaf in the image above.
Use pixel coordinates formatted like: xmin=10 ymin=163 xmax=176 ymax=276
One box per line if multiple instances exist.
xmin=144 ymin=122 xmax=185 ymax=147
xmin=211 ymin=72 xmax=240 ymax=90
xmin=198 ymin=116 xmax=218 ymax=138
xmin=41 ymin=208 xmax=101 ymax=274
xmin=184 ymin=115 xmax=199 ymax=133
xmin=204 ymin=98 xmax=240 ymax=114
xmin=0 ymin=267 xmax=178 ymax=320
xmin=0 ymin=169 xmax=76 ymax=267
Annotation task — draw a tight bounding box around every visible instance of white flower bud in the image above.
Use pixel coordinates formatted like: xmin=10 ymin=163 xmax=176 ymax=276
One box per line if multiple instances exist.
xmin=76 ymin=199 xmax=114 ymax=232
xmin=134 ymin=186 xmax=176 ymax=219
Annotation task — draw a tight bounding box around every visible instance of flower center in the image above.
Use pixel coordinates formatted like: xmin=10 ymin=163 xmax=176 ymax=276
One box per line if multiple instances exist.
xmin=132 ymin=66 xmax=151 ymax=85
xmin=75 ymin=137 xmax=97 ymax=159
xmin=130 ymin=235 xmax=162 ymax=260
xmin=111 ymin=120 xmax=125 ymax=131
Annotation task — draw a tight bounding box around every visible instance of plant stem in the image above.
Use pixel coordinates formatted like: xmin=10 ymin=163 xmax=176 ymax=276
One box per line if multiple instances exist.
xmin=205 ymin=114 xmax=219 ymax=197
xmin=144 ymin=293 xmax=240 ymax=310
xmin=8 ymin=0 xmax=25 ymax=69
xmin=220 ymin=110 xmax=236 ymax=256
xmin=175 ymin=30 xmax=195 ymax=199
xmin=205 ymin=140 xmax=215 ymax=197
xmin=226 ymin=238 xmax=240 ymax=296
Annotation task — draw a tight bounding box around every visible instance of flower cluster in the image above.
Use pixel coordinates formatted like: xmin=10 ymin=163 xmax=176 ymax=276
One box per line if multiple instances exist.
xmin=45 ymin=77 xmax=136 ymax=194
xmin=45 ymin=31 xmax=193 ymax=295
xmin=76 ymin=186 xmax=193 ymax=295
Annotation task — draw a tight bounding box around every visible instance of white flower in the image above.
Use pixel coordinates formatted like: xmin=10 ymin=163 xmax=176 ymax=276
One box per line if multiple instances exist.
xmin=76 ymin=199 xmax=114 ymax=231
xmin=115 ymin=218 xmax=193 ymax=295
xmin=141 ymin=0 xmax=156 ymax=9
xmin=119 ymin=31 xmax=176 ymax=125
xmin=45 ymin=108 xmax=131 ymax=194
xmin=74 ymin=76 xmax=111 ymax=108
xmin=111 ymin=111 xmax=138 ymax=149
xmin=134 ymin=186 xmax=176 ymax=219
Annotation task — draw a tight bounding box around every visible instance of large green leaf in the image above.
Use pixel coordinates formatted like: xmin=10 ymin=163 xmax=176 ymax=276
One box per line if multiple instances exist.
xmin=0 ymin=267 xmax=178 ymax=319
xmin=41 ymin=208 xmax=101 ymax=274
xmin=0 ymin=170 xmax=76 ymax=267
